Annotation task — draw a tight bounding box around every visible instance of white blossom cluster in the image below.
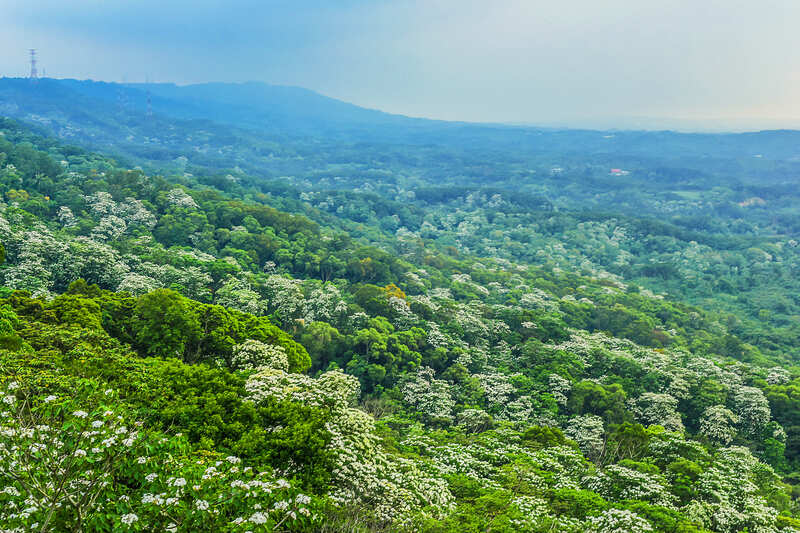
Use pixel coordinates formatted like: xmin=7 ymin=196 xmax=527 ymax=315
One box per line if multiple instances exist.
xmin=83 ymin=191 xmax=157 ymax=240
xmin=584 ymin=464 xmax=675 ymax=508
xmin=215 ymin=276 xmax=264 ymax=315
xmin=685 ymin=446 xmax=783 ymax=533
xmin=0 ymin=211 xmax=221 ymax=300
xmin=699 ymin=405 xmax=740 ymax=446
xmin=629 ymin=392 xmax=684 ymax=432
xmin=733 ymin=386 xmax=771 ymax=437
xmin=0 ymin=382 xmax=322 ymax=531
xmin=548 ymin=373 xmax=571 ymax=406
xmin=165 ymin=188 xmax=199 ymax=209
xmin=230 ymin=340 xmax=288 ymax=372
xmin=563 ymin=414 xmax=605 ymax=461
xmin=245 ymin=368 xmax=454 ymax=522
xmin=401 ymin=367 xmax=455 ymax=422
xmin=585 ymin=509 xmax=654 ymax=533
xmin=246 ymin=368 xmax=358 ymax=410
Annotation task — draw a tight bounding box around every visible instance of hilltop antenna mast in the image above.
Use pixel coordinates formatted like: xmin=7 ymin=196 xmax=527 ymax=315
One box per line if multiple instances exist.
xmin=28 ymin=49 xmax=38 ymax=80
xmin=146 ymin=90 xmax=153 ymax=117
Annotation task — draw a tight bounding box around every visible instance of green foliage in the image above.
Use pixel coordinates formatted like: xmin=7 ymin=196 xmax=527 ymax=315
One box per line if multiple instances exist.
xmin=1 ymin=102 xmax=800 ymax=530
xmin=548 ymin=488 xmax=608 ymax=519
xmin=568 ymin=380 xmax=630 ymax=425
xmin=133 ymin=288 xmax=202 ymax=358
xmin=522 ymin=425 xmax=574 ymax=450
xmin=0 ymin=299 xmax=329 ymax=491
xmin=0 ymin=379 xmax=324 ymax=532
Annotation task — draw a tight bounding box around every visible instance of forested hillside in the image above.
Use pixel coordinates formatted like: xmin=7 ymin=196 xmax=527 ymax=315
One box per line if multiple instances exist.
xmin=2 ymin=81 xmax=800 ymax=532
xmin=2 ymin=78 xmax=800 ymax=356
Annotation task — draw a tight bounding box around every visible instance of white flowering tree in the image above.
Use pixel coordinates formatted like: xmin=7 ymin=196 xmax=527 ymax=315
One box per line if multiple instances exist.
xmin=245 ymin=368 xmax=454 ymax=522
xmin=302 ymin=282 xmax=349 ymax=328
xmin=230 ymin=340 xmax=288 ymax=372
xmin=0 ymin=381 xmax=322 ymax=532
xmin=564 ymin=414 xmax=605 ymax=462
xmin=548 ymin=373 xmax=571 ymax=407
xmin=84 ymin=191 xmax=117 ymax=218
xmin=57 ymin=205 xmax=77 ymax=228
xmin=765 ymin=367 xmax=790 ymax=386
xmin=165 ymin=188 xmax=199 ymax=209
xmin=117 ymin=197 xmax=157 ymax=231
xmin=117 ymin=272 xmax=161 ymax=297
xmin=456 ymin=408 xmax=493 ymax=433
xmin=401 ymin=366 xmax=455 ymax=424
xmin=629 ymin=392 xmax=684 ymax=433
xmin=684 ymin=446 xmax=783 ymax=533
xmin=82 ymin=193 xmax=156 ymax=238
xmin=474 ymin=372 xmax=515 ymax=410
xmin=585 ymin=509 xmax=653 ymax=533
xmin=699 ymin=405 xmax=739 ymax=446
xmin=91 ymin=214 xmax=127 ymax=241
xmin=583 ymin=464 xmax=675 ymax=508
xmin=215 ymin=276 xmax=264 ymax=316
xmin=733 ymin=386 xmax=771 ymax=437
xmin=387 ymin=295 xmax=418 ymax=330
xmin=137 ymin=262 xmax=213 ymax=302
xmin=0 ymin=227 xmax=64 ymax=296
xmin=262 ymin=275 xmax=305 ymax=327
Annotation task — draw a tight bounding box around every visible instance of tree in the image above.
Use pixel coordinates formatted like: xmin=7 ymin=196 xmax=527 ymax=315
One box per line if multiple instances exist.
xmin=585 ymin=509 xmax=653 ymax=533
xmin=629 ymin=392 xmax=683 ymax=432
xmin=733 ymin=386 xmax=771 ymax=437
xmin=0 ymin=380 xmax=323 ymax=532
xmin=401 ymin=366 xmax=455 ymax=424
xmin=214 ymin=276 xmax=263 ymax=315
xmin=229 ymin=339 xmax=288 ymax=371
xmin=132 ymin=289 xmax=201 ymax=359
xmin=564 ymin=414 xmax=605 ymax=462
xmin=298 ymin=321 xmax=345 ymax=372
xmin=568 ymin=381 xmax=629 ymax=425
xmin=602 ymin=423 xmax=652 ymax=464
xmin=698 ymin=405 xmax=738 ymax=446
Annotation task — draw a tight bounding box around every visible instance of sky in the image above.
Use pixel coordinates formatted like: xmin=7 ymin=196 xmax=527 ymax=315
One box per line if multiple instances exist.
xmin=2 ymin=0 xmax=800 ymax=130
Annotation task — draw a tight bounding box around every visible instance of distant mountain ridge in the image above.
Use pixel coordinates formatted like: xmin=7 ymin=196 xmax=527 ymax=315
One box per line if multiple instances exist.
xmin=2 ymin=77 xmax=800 ymax=163
xmin=124 ymin=80 xmax=429 ymax=128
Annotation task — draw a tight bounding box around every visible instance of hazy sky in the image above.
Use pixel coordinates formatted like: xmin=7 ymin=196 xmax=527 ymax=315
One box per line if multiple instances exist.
xmin=3 ymin=0 xmax=800 ymax=129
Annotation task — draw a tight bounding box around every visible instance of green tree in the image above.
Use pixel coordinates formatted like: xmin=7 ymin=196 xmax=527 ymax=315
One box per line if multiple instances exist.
xmin=133 ymin=289 xmax=201 ymax=359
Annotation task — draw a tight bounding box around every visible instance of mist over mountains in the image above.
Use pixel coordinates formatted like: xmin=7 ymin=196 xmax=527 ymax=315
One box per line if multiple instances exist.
xmin=3 ymin=77 xmax=800 ymax=162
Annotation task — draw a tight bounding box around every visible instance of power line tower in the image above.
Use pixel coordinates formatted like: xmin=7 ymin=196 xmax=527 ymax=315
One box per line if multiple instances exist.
xmin=28 ymin=49 xmax=38 ymax=80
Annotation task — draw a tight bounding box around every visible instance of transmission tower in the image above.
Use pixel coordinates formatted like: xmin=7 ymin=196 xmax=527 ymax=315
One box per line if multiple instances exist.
xmin=28 ymin=49 xmax=38 ymax=80
xmin=146 ymin=90 xmax=153 ymax=117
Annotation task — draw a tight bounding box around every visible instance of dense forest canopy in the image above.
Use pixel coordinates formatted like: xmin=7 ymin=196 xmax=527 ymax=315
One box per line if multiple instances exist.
xmin=2 ymin=79 xmax=800 ymax=532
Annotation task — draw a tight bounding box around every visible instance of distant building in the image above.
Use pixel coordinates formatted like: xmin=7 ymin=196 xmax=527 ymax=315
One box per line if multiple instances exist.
xmin=610 ymin=168 xmax=630 ymax=176
xmin=738 ymin=197 xmax=766 ymax=207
